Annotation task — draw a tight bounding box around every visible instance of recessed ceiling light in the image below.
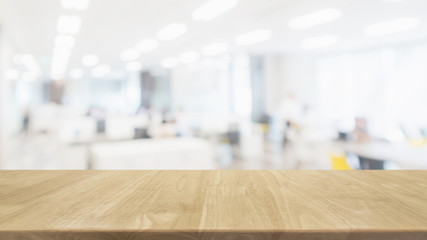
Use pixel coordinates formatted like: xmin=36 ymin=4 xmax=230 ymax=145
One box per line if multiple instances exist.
xmin=364 ymin=17 xmax=420 ymax=37
xmin=202 ymin=42 xmax=229 ymax=56
xmin=157 ymin=23 xmax=188 ymax=41
xmin=57 ymin=15 xmax=82 ymax=34
xmin=192 ymin=0 xmax=238 ymax=21
xmin=82 ymin=54 xmax=99 ymax=67
xmin=61 ymin=0 xmax=90 ymax=10
xmin=301 ymin=35 xmax=340 ymax=49
xmin=70 ymin=68 xmax=84 ymax=79
xmin=135 ymin=39 xmax=159 ymax=53
xmin=161 ymin=58 xmax=178 ymax=68
xmin=126 ymin=61 xmax=143 ymax=72
xmin=4 ymin=69 xmax=20 ymax=80
xmin=54 ymin=35 xmax=75 ymax=49
xmin=120 ymin=49 xmax=140 ymax=61
xmin=91 ymin=65 xmax=111 ymax=78
xmin=236 ymin=29 xmax=272 ymax=46
xmin=289 ymin=8 xmax=342 ymax=30
xmin=179 ymin=51 xmax=200 ymax=64
xmin=53 ymin=48 xmax=72 ymax=58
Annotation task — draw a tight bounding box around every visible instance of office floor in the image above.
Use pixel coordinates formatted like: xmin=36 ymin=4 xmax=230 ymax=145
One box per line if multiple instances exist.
xmin=2 ymin=134 xmax=332 ymax=170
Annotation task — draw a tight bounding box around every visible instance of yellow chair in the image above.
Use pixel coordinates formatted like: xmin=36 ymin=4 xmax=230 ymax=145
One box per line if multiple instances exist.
xmin=330 ymin=152 xmax=352 ymax=170
xmin=408 ymin=138 xmax=427 ymax=147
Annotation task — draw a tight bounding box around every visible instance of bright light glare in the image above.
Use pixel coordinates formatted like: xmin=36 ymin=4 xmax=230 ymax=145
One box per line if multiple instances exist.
xmin=179 ymin=51 xmax=200 ymax=64
xmin=192 ymin=0 xmax=238 ymax=21
xmin=236 ymin=29 xmax=272 ymax=46
xmin=5 ymin=69 xmax=20 ymax=80
xmin=57 ymin=15 xmax=82 ymax=34
xmin=53 ymin=48 xmax=71 ymax=58
xmin=364 ymin=17 xmax=420 ymax=37
xmin=70 ymin=68 xmax=84 ymax=79
xmin=289 ymin=8 xmax=342 ymax=30
xmin=120 ymin=49 xmax=140 ymax=61
xmin=91 ymin=65 xmax=111 ymax=78
xmin=301 ymin=35 xmax=340 ymax=49
xmin=126 ymin=61 xmax=143 ymax=72
xmin=54 ymin=35 xmax=75 ymax=49
xmin=135 ymin=39 xmax=159 ymax=53
xmin=61 ymin=0 xmax=90 ymax=10
xmin=161 ymin=58 xmax=178 ymax=68
xmin=82 ymin=54 xmax=99 ymax=67
xmin=202 ymin=42 xmax=229 ymax=56
xmin=156 ymin=23 xmax=188 ymax=41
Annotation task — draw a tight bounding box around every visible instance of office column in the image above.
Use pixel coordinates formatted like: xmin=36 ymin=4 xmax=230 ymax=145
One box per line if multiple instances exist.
xmin=263 ymin=55 xmax=283 ymax=117
xmin=250 ymin=55 xmax=265 ymax=123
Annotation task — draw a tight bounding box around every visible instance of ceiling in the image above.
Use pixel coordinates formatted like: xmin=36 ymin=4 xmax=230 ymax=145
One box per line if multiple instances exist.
xmin=1 ymin=0 xmax=427 ymax=80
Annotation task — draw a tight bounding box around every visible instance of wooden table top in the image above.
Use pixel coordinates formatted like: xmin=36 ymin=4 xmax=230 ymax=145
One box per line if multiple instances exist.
xmin=0 ymin=170 xmax=426 ymax=240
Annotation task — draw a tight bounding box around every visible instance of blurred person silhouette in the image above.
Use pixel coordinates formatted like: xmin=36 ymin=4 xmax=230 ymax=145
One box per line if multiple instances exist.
xmin=279 ymin=93 xmax=302 ymax=144
xmin=87 ymin=106 xmax=106 ymax=133
xmin=351 ymin=117 xmax=371 ymax=142
xmin=22 ymin=106 xmax=31 ymax=133
xmin=161 ymin=106 xmax=172 ymax=124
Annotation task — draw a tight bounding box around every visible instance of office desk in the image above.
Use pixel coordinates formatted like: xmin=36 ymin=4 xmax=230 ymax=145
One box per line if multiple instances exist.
xmin=0 ymin=171 xmax=426 ymax=240
xmin=337 ymin=141 xmax=427 ymax=169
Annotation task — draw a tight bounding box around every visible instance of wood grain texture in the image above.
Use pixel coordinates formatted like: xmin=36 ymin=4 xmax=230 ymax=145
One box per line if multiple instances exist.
xmin=0 ymin=170 xmax=426 ymax=240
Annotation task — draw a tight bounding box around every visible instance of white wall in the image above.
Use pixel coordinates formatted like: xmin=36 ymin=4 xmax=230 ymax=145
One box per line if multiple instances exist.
xmin=171 ymin=56 xmax=232 ymax=115
xmin=316 ymin=43 xmax=427 ymax=136
xmin=263 ymin=53 xmax=318 ymax=116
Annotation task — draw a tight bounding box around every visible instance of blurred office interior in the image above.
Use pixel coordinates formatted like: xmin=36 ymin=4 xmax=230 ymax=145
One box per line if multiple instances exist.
xmin=0 ymin=0 xmax=426 ymax=170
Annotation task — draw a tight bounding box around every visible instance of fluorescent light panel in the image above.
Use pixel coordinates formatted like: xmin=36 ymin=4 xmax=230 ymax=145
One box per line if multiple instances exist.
xmin=179 ymin=51 xmax=200 ymax=64
xmin=202 ymin=42 xmax=229 ymax=56
xmin=136 ymin=39 xmax=159 ymax=53
xmin=55 ymin=35 xmax=75 ymax=49
xmin=120 ymin=49 xmax=140 ymax=61
xmin=157 ymin=23 xmax=188 ymax=41
xmin=82 ymin=54 xmax=99 ymax=67
xmin=126 ymin=62 xmax=143 ymax=72
xmin=92 ymin=65 xmax=111 ymax=78
xmin=193 ymin=0 xmax=238 ymax=21
xmin=364 ymin=17 xmax=420 ymax=36
xmin=70 ymin=68 xmax=84 ymax=79
xmin=161 ymin=58 xmax=178 ymax=68
xmin=236 ymin=29 xmax=272 ymax=46
xmin=289 ymin=8 xmax=342 ymax=30
xmin=61 ymin=0 xmax=90 ymax=10
xmin=50 ymin=46 xmax=72 ymax=80
xmin=301 ymin=35 xmax=340 ymax=49
xmin=57 ymin=15 xmax=82 ymax=34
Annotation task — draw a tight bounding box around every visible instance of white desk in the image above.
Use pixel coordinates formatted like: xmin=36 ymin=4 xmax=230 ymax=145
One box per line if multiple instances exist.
xmin=337 ymin=141 xmax=427 ymax=169
xmin=90 ymin=137 xmax=216 ymax=170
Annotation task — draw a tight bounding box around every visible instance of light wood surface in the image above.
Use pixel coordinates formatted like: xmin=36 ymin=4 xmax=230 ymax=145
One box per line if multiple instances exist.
xmin=0 ymin=171 xmax=426 ymax=240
